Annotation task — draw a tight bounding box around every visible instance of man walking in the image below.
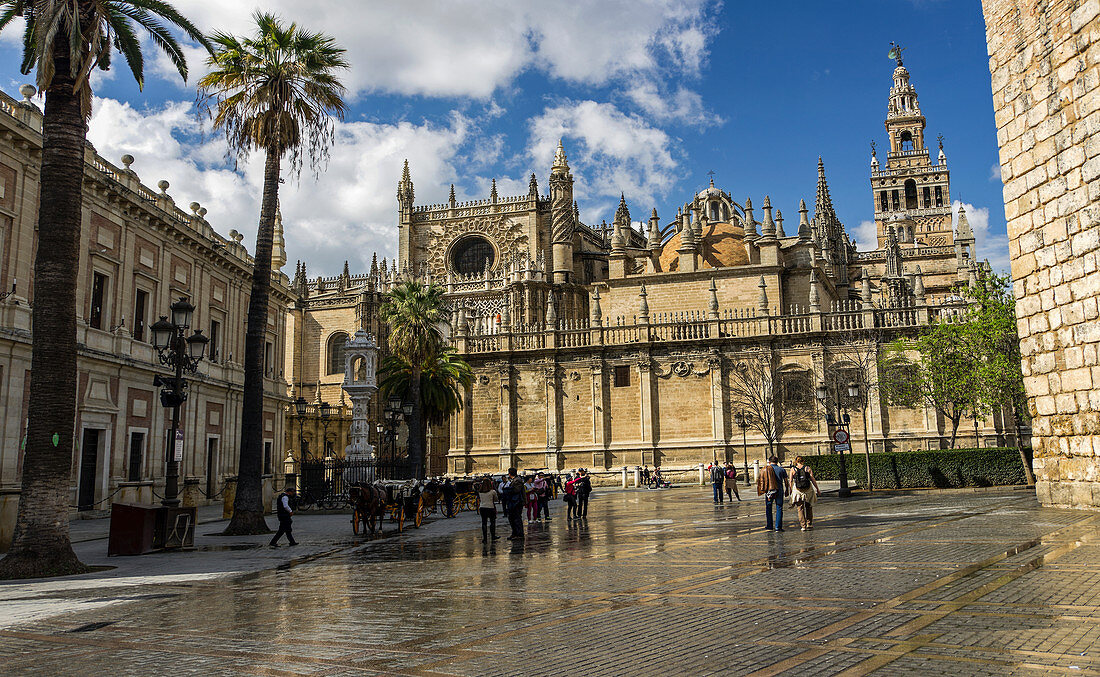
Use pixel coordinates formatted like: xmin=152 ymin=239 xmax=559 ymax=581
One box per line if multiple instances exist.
xmin=270 ymin=486 xmax=298 ymax=547
xmin=575 ymin=468 xmax=592 ymax=517
xmin=710 ymin=462 xmax=725 ymax=504
xmin=500 ymin=468 xmax=525 ymax=539
xmin=756 ymin=456 xmax=790 ymax=532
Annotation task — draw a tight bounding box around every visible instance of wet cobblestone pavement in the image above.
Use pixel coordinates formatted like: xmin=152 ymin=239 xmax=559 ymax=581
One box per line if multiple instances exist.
xmin=2 ymin=487 xmax=1099 ymax=675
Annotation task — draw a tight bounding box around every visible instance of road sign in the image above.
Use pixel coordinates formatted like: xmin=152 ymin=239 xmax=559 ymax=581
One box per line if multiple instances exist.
xmin=174 ymin=429 xmax=184 ymax=462
xmin=834 ymin=443 xmax=850 ymax=452
xmin=833 ymin=429 xmax=850 ymax=445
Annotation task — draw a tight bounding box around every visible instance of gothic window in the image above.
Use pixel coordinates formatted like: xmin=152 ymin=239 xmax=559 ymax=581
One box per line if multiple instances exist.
xmin=900 ymin=130 xmax=914 ymax=152
xmin=451 ymin=236 xmax=495 ymax=276
xmin=327 ymin=332 xmax=349 ymax=375
xmin=922 ymin=186 xmax=931 ymax=208
xmin=879 ymin=191 xmax=889 ymax=212
xmin=904 ymin=180 xmax=918 ymax=210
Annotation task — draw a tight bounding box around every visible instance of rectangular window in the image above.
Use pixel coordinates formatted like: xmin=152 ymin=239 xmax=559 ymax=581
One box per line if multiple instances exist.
xmin=891 ymin=190 xmax=900 ymax=211
xmin=209 ymin=319 xmax=221 ymax=362
xmin=89 ymin=272 xmax=107 ymax=329
xmin=879 ymin=191 xmax=888 ymax=212
xmin=133 ymin=289 xmax=148 ymax=342
xmin=264 ymin=341 xmax=273 ymax=377
xmin=934 ymin=186 xmax=943 ymax=206
xmin=922 ymin=187 xmax=931 ymax=208
xmin=613 ymin=365 xmax=630 ymax=388
xmin=128 ymin=431 xmax=144 ymax=481
xmin=264 ymin=441 xmax=272 ymax=474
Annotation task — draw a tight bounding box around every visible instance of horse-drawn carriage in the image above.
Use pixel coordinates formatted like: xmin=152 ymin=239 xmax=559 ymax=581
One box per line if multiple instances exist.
xmin=349 ymin=478 xmax=462 ymax=535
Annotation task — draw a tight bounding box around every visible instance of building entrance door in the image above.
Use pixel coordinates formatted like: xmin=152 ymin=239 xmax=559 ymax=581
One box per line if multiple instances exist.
xmin=78 ymin=428 xmax=100 ymax=510
xmin=206 ymin=438 xmax=218 ymax=496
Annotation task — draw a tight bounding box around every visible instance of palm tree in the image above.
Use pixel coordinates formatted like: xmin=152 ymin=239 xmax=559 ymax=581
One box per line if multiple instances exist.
xmin=198 ymin=12 xmax=347 ymax=535
xmin=0 ymin=1 xmax=208 ymax=580
xmin=379 ymin=281 xmax=448 ymax=478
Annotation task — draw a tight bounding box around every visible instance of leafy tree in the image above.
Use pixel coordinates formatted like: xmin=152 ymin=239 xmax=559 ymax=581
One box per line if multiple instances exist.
xmin=0 ymin=0 xmax=208 ymax=580
xmin=880 ymin=321 xmax=983 ymax=449
xmin=198 ymin=12 xmax=348 ymax=535
xmin=726 ymin=350 xmax=815 ymax=458
xmin=379 ymin=348 xmax=473 ymax=470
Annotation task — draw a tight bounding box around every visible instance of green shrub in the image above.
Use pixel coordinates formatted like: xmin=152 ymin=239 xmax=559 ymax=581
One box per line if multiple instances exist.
xmin=805 ymin=447 xmax=1028 ymax=490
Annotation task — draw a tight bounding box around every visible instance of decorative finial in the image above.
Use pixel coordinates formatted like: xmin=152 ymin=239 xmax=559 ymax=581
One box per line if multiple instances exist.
xmin=121 ymin=154 xmax=134 ymax=171
xmin=888 ymin=42 xmax=905 ymax=66
xmin=553 ymin=138 xmax=569 ymax=171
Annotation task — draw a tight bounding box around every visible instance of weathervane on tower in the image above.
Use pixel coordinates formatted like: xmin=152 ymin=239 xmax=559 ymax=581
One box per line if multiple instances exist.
xmin=888 ymin=42 xmax=905 ymax=66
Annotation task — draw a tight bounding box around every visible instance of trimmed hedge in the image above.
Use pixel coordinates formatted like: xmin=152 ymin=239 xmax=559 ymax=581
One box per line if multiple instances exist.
xmin=805 ymin=447 xmax=1029 ymax=490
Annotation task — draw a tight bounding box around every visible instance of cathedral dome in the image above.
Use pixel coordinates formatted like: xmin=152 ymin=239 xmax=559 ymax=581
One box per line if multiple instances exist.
xmin=658 ymin=220 xmax=749 ymax=271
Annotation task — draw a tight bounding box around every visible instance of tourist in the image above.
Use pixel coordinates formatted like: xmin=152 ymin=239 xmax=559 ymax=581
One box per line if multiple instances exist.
xmin=724 ymin=462 xmax=741 ymax=502
xmin=642 ymin=465 xmax=651 ymax=488
xmin=710 ymin=462 xmax=725 ymax=504
xmin=477 ymin=478 xmax=500 ymax=541
xmin=653 ymin=466 xmax=665 ymax=488
xmin=442 ymin=477 xmax=457 ymax=516
xmin=757 ymin=455 xmax=790 ymax=532
xmin=575 ymin=468 xmax=592 ymax=517
xmin=270 ymin=486 xmax=298 ymax=547
xmin=500 ymin=468 xmax=525 ymax=539
xmin=790 ymin=456 xmax=821 ymax=531
xmin=534 ymin=472 xmax=551 ymax=521
xmin=524 ymin=474 xmax=539 ymax=524
xmin=564 ymin=473 xmax=578 ymax=519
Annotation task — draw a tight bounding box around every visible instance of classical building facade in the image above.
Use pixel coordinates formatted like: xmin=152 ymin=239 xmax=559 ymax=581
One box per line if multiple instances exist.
xmin=982 ymin=0 xmax=1100 ymax=509
xmin=0 ymin=86 xmax=293 ymax=549
xmin=287 ymin=55 xmax=1019 ymax=476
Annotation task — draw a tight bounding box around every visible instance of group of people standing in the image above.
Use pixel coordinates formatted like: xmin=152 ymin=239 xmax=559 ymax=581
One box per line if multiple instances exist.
xmin=476 ymin=468 xmax=593 ymax=542
xmin=707 ymin=462 xmax=743 ymax=503
xmin=756 ymin=455 xmax=821 ymax=531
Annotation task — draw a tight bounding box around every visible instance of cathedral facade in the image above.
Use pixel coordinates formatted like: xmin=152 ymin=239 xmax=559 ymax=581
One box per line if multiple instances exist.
xmin=286 ymin=55 xmax=1018 ymax=475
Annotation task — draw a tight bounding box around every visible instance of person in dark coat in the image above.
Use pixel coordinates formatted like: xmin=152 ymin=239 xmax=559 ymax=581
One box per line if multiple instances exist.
xmin=575 ymin=469 xmax=592 ymax=518
xmin=270 ymin=486 xmax=298 ymax=547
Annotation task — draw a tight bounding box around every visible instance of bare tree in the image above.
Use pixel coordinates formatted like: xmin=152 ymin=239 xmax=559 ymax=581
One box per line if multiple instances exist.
xmin=825 ymin=326 xmax=889 ymax=490
xmin=726 ymin=350 xmax=815 ymax=459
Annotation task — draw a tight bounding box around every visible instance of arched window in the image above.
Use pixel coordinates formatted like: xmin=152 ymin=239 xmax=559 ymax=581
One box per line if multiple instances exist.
xmin=900 ymin=130 xmax=914 ymax=152
xmin=327 ymin=332 xmax=349 ymax=375
xmin=779 ymin=369 xmax=813 ymax=409
xmin=451 ymin=236 xmax=494 ymax=275
xmin=904 ymin=179 xmax=918 ymax=210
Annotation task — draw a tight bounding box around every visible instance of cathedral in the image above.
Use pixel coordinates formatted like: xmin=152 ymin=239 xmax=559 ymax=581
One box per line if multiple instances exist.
xmin=285 ymin=53 xmax=1011 ymax=475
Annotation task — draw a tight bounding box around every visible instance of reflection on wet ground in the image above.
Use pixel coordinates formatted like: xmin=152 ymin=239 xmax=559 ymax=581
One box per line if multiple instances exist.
xmin=3 ymin=486 xmax=1100 ymax=675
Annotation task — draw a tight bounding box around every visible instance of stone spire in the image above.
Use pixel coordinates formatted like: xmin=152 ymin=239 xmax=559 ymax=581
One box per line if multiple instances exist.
xmin=808 ymin=269 xmax=821 ymax=312
xmin=775 ymin=209 xmax=786 ymax=238
xmin=370 ymin=253 xmax=378 ymax=278
xmin=614 ymin=193 xmax=631 ymax=227
xmin=639 ymin=284 xmax=649 ymax=320
xmin=813 ymin=157 xmax=837 ymax=224
xmin=528 ymin=172 xmax=539 ymax=198
xmin=759 ymin=196 xmax=777 ymax=239
xmin=757 ymin=276 xmax=769 ymax=313
xmin=591 ymin=288 xmax=603 ymax=326
xmin=553 ymin=138 xmax=569 ymax=171
xmin=956 ymin=203 xmax=974 ymax=240
xmin=861 ymin=270 xmax=873 ymax=306
xmin=549 ymin=139 xmax=576 ymax=283
xmin=707 ymin=278 xmax=719 ymax=319
xmin=397 ymin=159 xmax=414 ymax=206
xmin=489 ymin=178 xmax=498 ymax=203
xmin=448 ymin=183 xmax=456 ymax=207
xmin=797 ymin=198 xmax=812 ymax=241
xmin=884 ymin=224 xmax=902 ymax=278
xmin=647 ymin=208 xmax=662 ymax=249
xmin=742 ymin=197 xmax=758 ymax=242
xmin=272 ymin=205 xmax=287 ymax=269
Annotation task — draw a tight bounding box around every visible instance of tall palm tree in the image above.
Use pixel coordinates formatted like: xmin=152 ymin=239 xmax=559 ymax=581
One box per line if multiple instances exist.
xmin=379 ymin=281 xmax=448 ymax=478
xmin=198 ymin=12 xmax=347 ymax=535
xmin=0 ymin=0 xmax=208 ymax=580
xmin=379 ymin=348 xmax=473 ymax=471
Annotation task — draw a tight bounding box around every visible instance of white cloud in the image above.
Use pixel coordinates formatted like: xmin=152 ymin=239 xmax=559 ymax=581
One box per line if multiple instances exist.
xmin=624 ymin=80 xmax=722 ymax=127
xmin=150 ymin=0 xmax=716 ymax=102
xmin=952 ymin=201 xmax=1010 ymax=273
xmin=853 ymin=219 xmax=879 ymax=251
xmin=87 ymin=96 xmax=475 ymax=276
xmin=988 ymin=162 xmax=1003 ymax=183
xmin=528 ymin=100 xmax=679 ymax=214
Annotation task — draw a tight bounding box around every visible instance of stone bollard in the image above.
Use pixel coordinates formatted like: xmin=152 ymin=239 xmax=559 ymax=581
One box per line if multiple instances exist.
xmin=698 ymin=463 xmax=706 ymax=486
xmin=621 ymin=467 xmax=628 ymax=488
xmin=181 ymin=477 xmax=201 ymax=507
xmin=222 ymin=477 xmax=237 ymax=519
xmin=633 ymin=466 xmax=641 ymax=488
xmin=753 ymin=460 xmax=760 ymax=484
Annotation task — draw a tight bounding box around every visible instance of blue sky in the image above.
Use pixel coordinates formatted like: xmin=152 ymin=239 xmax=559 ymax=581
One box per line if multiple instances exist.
xmin=0 ymin=0 xmax=1007 ymax=275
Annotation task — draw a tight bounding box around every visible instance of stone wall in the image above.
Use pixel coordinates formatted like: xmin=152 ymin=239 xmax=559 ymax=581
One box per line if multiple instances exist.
xmin=982 ymin=0 xmax=1100 ymax=508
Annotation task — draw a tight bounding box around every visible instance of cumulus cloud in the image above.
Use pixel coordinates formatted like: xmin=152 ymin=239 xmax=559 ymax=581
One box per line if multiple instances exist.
xmin=988 ymin=162 xmax=1003 ymax=183
xmin=87 ymin=96 xmax=477 ymax=276
xmin=853 ymin=219 xmax=880 ymax=251
xmin=624 ymin=80 xmax=723 ymax=127
xmin=528 ymin=100 xmax=679 ymax=217
xmin=149 ymin=0 xmax=717 ymax=101
xmin=952 ymin=201 xmax=1011 ymax=274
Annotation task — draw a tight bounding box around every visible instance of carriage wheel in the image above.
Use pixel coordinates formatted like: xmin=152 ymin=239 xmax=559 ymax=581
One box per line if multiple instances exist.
xmin=394 ymin=504 xmax=404 ymax=532
xmin=351 ymin=508 xmax=364 ymax=535
xmin=442 ymin=499 xmax=456 ymax=518
xmin=471 ymin=494 xmax=480 ymax=511
xmin=414 ymin=497 xmax=426 ymax=528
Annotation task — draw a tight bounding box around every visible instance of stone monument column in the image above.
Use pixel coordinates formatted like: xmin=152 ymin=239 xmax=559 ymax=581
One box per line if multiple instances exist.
xmin=342 ymin=330 xmax=378 ymax=483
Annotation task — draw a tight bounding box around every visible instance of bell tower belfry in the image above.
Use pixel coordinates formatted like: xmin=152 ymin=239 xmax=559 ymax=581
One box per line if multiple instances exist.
xmin=870 ymin=45 xmax=953 ymax=250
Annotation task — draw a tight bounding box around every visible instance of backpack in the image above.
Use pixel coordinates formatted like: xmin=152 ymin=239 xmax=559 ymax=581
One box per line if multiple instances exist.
xmin=725 ymin=468 xmax=736 ymax=480
xmin=794 ymin=466 xmax=812 ymax=491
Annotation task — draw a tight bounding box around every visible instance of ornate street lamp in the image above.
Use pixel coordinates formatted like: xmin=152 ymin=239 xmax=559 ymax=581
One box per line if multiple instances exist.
xmin=319 ymin=401 xmax=332 ymax=456
xmin=294 ymin=396 xmax=308 ymax=463
xmin=151 ymin=297 xmax=208 ymax=507
xmin=734 ymin=410 xmax=752 ymax=486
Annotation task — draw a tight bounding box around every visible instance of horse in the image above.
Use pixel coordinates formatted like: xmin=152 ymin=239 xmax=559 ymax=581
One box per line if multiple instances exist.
xmin=349 ymin=482 xmax=387 ymax=535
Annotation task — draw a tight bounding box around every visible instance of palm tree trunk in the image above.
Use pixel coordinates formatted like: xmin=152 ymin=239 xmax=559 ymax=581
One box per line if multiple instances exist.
xmin=409 ymin=368 xmax=424 ymax=479
xmin=223 ymin=150 xmax=280 ymax=535
xmin=0 ymin=44 xmax=88 ymax=578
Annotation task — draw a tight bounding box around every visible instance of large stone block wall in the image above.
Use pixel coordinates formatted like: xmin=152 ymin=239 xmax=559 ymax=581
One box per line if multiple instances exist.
xmin=983 ymin=0 xmax=1100 ymax=508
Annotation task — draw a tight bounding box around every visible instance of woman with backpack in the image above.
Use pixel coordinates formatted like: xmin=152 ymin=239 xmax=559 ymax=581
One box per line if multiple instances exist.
xmin=724 ymin=462 xmax=742 ymax=502
xmin=789 ymin=456 xmax=821 ymax=531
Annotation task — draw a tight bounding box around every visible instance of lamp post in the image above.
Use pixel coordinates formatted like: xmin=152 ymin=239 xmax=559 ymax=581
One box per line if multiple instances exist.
xmin=294 ymin=396 xmax=308 ymax=463
xmin=816 ymin=380 xmax=858 ymax=498
xmin=319 ymin=401 xmax=332 ymax=456
xmin=734 ymin=410 xmax=752 ymax=486
xmin=383 ymin=395 xmax=403 ymax=479
xmin=150 ymin=297 xmax=208 ymax=507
